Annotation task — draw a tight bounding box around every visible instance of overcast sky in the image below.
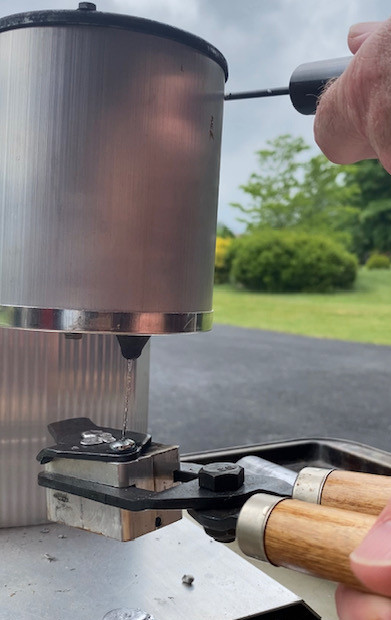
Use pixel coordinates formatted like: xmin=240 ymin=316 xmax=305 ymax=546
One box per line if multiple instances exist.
xmin=2 ymin=0 xmax=391 ymax=231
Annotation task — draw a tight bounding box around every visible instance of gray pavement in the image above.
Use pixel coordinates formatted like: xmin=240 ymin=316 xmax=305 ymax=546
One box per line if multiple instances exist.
xmin=148 ymin=324 xmax=391 ymax=454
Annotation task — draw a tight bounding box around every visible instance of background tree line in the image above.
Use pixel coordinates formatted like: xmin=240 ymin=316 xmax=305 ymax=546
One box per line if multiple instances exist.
xmin=216 ymin=134 xmax=391 ymax=292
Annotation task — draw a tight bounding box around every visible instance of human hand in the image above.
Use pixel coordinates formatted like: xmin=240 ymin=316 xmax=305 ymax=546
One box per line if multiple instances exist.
xmin=336 ymin=498 xmax=391 ymax=619
xmin=314 ymin=19 xmax=391 ymax=174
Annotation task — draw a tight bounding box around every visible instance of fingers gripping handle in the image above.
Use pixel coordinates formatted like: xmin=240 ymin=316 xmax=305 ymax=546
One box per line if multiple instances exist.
xmin=237 ymin=494 xmax=377 ymax=591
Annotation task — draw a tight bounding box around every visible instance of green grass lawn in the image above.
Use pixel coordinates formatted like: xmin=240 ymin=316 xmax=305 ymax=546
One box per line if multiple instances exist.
xmin=213 ymin=269 xmax=391 ymax=345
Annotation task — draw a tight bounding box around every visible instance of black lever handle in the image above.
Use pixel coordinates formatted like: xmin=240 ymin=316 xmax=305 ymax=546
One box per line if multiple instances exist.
xmin=289 ymin=56 xmax=351 ymax=115
xmin=225 ymin=56 xmax=352 ymax=115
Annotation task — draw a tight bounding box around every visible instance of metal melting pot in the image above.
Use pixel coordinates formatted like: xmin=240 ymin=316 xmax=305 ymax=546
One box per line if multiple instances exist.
xmin=0 ymin=3 xmax=228 ymax=529
xmin=0 ymin=2 xmax=227 ymax=335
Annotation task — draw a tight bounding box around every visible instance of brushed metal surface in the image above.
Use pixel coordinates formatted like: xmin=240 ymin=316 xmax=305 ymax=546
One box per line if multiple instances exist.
xmin=0 ymin=519 xmax=314 ymax=619
xmin=0 ymin=328 xmax=150 ymax=527
xmin=0 ymin=25 xmax=225 ymax=330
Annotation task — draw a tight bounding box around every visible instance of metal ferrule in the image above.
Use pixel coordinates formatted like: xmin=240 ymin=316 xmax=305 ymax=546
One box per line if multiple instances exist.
xmin=236 ymin=493 xmax=286 ymax=563
xmin=0 ymin=306 xmax=213 ymax=334
xmin=292 ymin=467 xmax=335 ymax=504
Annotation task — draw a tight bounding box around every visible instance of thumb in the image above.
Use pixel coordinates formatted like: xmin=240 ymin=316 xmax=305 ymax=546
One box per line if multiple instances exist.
xmin=350 ymin=497 xmax=391 ymax=597
xmin=348 ymin=21 xmax=383 ymax=54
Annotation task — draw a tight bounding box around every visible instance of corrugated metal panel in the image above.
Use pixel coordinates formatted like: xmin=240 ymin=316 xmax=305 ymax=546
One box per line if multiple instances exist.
xmin=0 ymin=330 xmax=149 ymax=527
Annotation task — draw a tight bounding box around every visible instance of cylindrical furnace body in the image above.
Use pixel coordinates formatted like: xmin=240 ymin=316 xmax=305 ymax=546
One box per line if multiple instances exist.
xmin=0 ymin=7 xmax=227 ymax=334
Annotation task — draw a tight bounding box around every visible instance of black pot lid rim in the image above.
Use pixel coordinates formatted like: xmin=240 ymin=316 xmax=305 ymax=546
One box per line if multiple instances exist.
xmin=0 ymin=8 xmax=228 ymax=81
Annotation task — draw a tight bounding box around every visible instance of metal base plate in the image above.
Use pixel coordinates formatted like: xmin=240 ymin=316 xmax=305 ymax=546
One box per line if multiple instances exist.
xmin=0 ymin=518 xmax=318 ymax=619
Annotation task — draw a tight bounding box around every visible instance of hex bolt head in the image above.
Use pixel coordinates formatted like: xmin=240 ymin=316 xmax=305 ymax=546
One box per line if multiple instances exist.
xmin=198 ymin=462 xmax=245 ymax=492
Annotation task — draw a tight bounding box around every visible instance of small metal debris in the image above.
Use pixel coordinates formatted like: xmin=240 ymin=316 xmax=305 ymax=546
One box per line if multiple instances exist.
xmin=181 ymin=574 xmax=194 ymax=586
xmin=40 ymin=528 xmax=50 ymax=534
xmin=58 ymin=534 xmax=67 ymax=539
xmin=43 ymin=553 xmax=56 ymax=562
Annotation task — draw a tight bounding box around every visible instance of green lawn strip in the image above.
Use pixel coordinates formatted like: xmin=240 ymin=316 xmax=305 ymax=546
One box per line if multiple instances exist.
xmin=213 ymin=270 xmax=391 ymax=345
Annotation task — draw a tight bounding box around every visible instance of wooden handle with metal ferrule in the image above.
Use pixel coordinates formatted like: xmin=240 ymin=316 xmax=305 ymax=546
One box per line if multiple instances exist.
xmin=321 ymin=470 xmax=391 ymax=515
xmin=236 ymin=494 xmax=377 ymax=591
xmin=292 ymin=467 xmax=391 ymax=516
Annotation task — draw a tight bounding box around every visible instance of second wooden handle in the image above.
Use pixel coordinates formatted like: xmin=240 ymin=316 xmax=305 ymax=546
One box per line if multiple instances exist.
xmin=265 ymin=498 xmax=376 ymax=590
xmin=237 ymin=494 xmax=377 ymax=591
xmin=322 ymin=470 xmax=391 ymax=515
xmin=293 ymin=467 xmax=391 ymax=515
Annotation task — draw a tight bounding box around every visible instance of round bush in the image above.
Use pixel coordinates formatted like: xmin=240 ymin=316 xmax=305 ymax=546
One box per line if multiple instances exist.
xmin=365 ymin=253 xmax=390 ymax=270
xmin=230 ymin=230 xmax=357 ymax=292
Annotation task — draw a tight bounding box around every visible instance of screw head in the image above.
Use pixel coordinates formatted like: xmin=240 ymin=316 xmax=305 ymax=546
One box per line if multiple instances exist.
xmin=198 ymin=462 xmax=245 ymax=492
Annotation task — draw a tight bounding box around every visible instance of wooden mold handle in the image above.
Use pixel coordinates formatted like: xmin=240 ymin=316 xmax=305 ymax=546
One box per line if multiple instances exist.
xmin=321 ymin=470 xmax=391 ymax=515
xmin=293 ymin=467 xmax=391 ymax=516
xmin=237 ymin=494 xmax=377 ymax=591
xmin=265 ymin=498 xmax=376 ymax=589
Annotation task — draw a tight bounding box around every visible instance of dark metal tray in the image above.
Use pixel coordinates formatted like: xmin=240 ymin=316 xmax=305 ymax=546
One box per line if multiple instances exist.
xmin=183 ymin=437 xmax=391 ymax=475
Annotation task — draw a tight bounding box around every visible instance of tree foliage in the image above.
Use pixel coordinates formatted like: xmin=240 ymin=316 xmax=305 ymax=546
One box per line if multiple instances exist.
xmin=232 ymin=134 xmax=360 ymax=247
xmin=231 ymin=134 xmax=391 ymax=262
xmin=345 ymin=160 xmax=391 ymax=258
xmin=216 ymin=221 xmax=235 ymax=238
xmin=231 ymin=135 xmax=310 ymax=229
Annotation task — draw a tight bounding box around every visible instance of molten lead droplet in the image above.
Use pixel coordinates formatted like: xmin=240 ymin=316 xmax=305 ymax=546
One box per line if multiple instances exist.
xmin=83 ymin=430 xmax=103 ymax=436
xmin=109 ymin=438 xmax=136 ymax=453
xmin=80 ymin=434 xmax=104 ymax=446
xmin=80 ymin=429 xmax=116 ymax=446
xmin=99 ymin=432 xmax=117 ymax=443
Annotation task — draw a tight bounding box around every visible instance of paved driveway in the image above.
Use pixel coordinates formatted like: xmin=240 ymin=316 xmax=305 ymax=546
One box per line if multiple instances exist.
xmin=148 ymin=324 xmax=391 ymax=454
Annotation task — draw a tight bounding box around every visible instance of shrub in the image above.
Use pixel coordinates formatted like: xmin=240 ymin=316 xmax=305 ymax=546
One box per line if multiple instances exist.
xmin=366 ymin=253 xmax=390 ymax=270
xmin=214 ymin=236 xmax=233 ymax=283
xmin=230 ymin=230 xmax=357 ymax=292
